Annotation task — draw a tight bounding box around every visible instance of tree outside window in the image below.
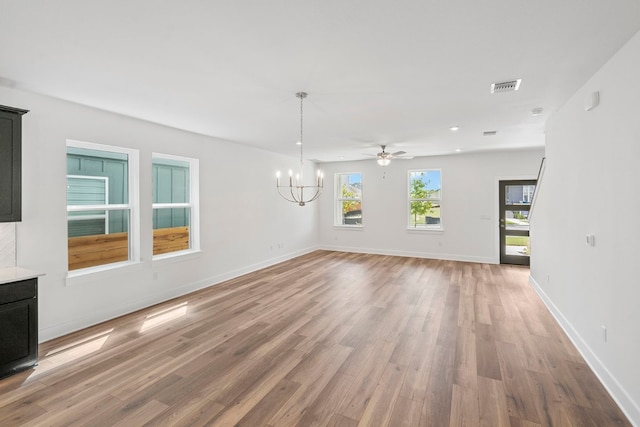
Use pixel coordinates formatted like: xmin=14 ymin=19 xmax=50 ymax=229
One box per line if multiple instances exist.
xmin=408 ymin=170 xmax=442 ymax=229
xmin=335 ymin=173 xmax=362 ymax=226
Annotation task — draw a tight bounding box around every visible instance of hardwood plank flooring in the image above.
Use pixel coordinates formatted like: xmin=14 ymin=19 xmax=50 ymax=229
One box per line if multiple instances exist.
xmin=0 ymin=250 xmax=631 ymax=426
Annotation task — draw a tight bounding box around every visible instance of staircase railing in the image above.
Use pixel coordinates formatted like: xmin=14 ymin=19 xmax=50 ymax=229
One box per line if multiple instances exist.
xmin=529 ymin=157 xmax=546 ymax=221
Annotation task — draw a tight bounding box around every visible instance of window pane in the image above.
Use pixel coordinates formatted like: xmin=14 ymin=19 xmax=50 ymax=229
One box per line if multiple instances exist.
xmin=67 ymin=143 xmax=134 ymax=271
xmin=409 ymin=201 xmax=441 ymax=228
xmin=505 ymin=210 xmax=530 ymax=231
xmin=410 ymin=170 xmax=441 ymax=200
xmin=505 ymin=185 xmax=535 ymax=205
xmin=67 ymin=149 xmax=128 ymax=204
xmin=335 ymin=172 xmax=363 ymax=226
xmin=338 ymin=173 xmax=362 ymax=199
xmin=153 ymin=159 xmax=190 ymax=204
xmin=68 ymin=209 xmax=129 ymax=271
xmin=152 ymin=155 xmax=195 ymax=256
xmin=505 ymin=235 xmax=530 ymax=257
xmin=409 ymin=170 xmax=442 ymax=228
xmin=153 ymin=208 xmax=190 ymax=255
xmin=340 ymin=202 xmax=362 ymax=225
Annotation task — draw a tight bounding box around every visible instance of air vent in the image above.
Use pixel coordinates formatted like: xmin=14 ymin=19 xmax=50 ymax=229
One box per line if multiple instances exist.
xmin=490 ymin=79 xmax=521 ymax=93
xmin=483 ymin=131 xmax=497 ymax=136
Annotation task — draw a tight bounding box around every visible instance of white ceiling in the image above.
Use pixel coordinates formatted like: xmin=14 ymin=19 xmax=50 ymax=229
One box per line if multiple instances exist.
xmin=1 ymin=0 xmax=639 ymax=162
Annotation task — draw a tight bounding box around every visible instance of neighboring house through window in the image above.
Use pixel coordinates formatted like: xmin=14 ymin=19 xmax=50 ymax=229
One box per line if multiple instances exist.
xmin=66 ymin=141 xmax=139 ymax=271
xmin=408 ymin=169 xmax=442 ymax=229
xmin=335 ymin=172 xmax=362 ymax=226
xmin=152 ymin=153 xmax=199 ymax=257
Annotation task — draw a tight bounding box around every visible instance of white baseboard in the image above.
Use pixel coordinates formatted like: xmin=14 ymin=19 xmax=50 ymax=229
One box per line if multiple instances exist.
xmin=39 ymin=246 xmax=319 ymax=342
xmin=528 ymin=275 xmax=639 ymax=427
xmin=319 ymin=244 xmax=497 ymax=264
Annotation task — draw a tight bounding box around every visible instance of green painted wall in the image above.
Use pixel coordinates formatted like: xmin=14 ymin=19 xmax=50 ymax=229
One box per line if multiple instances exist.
xmin=66 ymin=152 xmax=128 ymax=237
xmin=152 ymin=163 xmax=189 ymax=229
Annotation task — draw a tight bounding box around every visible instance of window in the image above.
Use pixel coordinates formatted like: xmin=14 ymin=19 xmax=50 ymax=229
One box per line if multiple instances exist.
xmin=152 ymin=154 xmax=199 ymax=257
xmin=335 ymin=172 xmax=362 ymax=226
xmin=408 ymin=169 xmax=442 ymax=229
xmin=66 ymin=141 xmax=139 ymax=271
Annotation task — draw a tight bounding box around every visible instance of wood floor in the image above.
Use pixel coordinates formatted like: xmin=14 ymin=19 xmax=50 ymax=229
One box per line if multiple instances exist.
xmin=0 ymin=251 xmax=631 ymax=426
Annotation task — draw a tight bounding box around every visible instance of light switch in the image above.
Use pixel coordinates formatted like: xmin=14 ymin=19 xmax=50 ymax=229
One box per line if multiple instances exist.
xmin=586 ymin=234 xmax=595 ymax=246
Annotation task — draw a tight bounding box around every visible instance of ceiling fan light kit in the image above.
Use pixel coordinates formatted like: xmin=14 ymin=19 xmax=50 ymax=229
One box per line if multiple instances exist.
xmin=276 ymin=92 xmax=323 ymax=206
xmin=370 ymin=144 xmax=408 ymax=167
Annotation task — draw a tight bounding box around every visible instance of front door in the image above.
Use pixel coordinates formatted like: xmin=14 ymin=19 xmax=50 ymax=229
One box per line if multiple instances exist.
xmin=499 ymin=180 xmax=536 ymax=265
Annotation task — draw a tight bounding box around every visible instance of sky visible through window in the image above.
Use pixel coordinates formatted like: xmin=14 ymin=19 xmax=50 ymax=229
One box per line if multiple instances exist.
xmin=412 ymin=171 xmax=441 ymax=191
xmin=348 ymin=173 xmax=362 ymax=185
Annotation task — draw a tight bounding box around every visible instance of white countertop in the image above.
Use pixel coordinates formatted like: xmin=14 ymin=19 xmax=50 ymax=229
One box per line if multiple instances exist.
xmin=0 ymin=267 xmax=44 ymax=285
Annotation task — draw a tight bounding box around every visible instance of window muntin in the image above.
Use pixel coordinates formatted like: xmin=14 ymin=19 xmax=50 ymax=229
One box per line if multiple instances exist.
xmin=408 ymin=169 xmax=442 ymax=229
xmin=152 ymin=154 xmax=199 ymax=257
xmin=335 ymin=172 xmax=362 ymax=226
xmin=66 ymin=143 xmax=139 ymax=272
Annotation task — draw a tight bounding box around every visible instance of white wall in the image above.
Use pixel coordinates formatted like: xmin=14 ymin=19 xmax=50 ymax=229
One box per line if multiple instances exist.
xmin=530 ymin=31 xmax=640 ymax=425
xmin=0 ymin=86 xmax=319 ymax=342
xmin=318 ymin=149 xmax=544 ymax=263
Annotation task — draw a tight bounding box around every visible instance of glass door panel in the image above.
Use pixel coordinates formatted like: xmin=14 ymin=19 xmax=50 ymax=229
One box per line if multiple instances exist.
xmin=500 ymin=180 xmax=536 ymax=265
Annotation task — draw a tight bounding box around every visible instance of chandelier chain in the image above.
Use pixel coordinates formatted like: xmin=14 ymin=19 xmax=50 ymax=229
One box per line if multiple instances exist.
xmin=297 ymin=92 xmax=306 ymax=166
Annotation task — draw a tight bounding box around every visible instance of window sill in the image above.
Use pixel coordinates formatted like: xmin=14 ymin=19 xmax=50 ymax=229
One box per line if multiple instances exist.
xmin=66 ymin=260 xmax=143 ymax=286
xmin=333 ymin=225 xmax=364 ymax=230
xmin=152 ymin=249 xmax=202 ymax=264
xmin=406 ymin=227 xmax=444 ymax=234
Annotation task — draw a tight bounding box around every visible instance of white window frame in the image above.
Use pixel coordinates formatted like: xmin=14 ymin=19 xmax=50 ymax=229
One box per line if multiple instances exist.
xmin=66 ymin=139 xmax=140 ymax=277
xmin=407 ymin=169 xmax=443 ymax=231
xmin=152 ymin=153 xmax=200 ymax=260
xmin=334 ymin=172 xmax=363 ymax=227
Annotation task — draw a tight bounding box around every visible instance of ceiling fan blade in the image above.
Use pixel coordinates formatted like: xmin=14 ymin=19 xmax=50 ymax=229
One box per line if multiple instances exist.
xmin=391 ymin=150 xmax=406 ymax=156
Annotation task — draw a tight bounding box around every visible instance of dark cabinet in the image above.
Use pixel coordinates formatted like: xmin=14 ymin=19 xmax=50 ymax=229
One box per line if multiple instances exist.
xmin=0 ymin=278 xmax=38 ymax=378
xmin=0 ymin=105 xmax=29 ymax=222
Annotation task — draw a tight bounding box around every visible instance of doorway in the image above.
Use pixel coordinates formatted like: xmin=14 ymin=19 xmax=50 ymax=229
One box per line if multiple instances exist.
xmin=499 ymin=180 xmax=536 ymax=265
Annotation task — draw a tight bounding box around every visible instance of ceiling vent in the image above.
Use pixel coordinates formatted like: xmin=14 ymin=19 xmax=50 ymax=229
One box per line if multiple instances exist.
xmin=490 ymin=79 xmax=521 ymax=93
xmin=483 ymin=130 xmax=497 ymax=136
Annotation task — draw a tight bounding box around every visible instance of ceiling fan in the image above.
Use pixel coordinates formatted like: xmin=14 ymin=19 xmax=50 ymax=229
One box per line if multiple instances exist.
xmin=365 ymin=145 xmax=411 ymax=166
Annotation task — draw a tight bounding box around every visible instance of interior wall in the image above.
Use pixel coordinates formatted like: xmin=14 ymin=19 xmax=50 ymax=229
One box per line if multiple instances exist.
xmin=0 ymin=85 xmax=319 ymax=342
xmin=318 ymin=148 xmax=544 ymax=263
xmin=530 ymin=31 xmax=640 ymax=424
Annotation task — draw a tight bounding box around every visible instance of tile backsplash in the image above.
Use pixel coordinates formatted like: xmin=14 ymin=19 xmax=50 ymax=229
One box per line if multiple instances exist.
xmin=0 ymin=223 xmax=17 ymax=268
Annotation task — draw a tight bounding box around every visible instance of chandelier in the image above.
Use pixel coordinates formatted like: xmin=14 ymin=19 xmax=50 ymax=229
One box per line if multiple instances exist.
xmin=276 ymin=92 xmax=323 ymax=206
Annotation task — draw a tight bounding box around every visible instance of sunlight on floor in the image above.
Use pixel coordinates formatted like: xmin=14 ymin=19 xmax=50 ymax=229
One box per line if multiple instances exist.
xmin=33 ymin=329 xmax=114 ymax=376
xmin=140 ymin=301 xmax=189 ymax=333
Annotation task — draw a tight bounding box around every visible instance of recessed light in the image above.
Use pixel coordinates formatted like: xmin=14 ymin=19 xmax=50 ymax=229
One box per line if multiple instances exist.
xmin=449 ymin=126 xmax=460 ymax=132
xmin=531 ymin=107 xmax=543 ymax=116
xmin=296 ymin=141 xmax=302 ymax=145
xmin=339 ymin=156 xmax=345 ymax=160
xmin=455 ymin=148 xmax=462 ymax=152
